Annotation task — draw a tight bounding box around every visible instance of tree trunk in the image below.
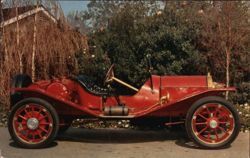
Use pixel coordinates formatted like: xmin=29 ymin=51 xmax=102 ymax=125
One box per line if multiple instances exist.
xmin=225 ymin=5 xmax=232 ymax=100
xmin=225 ymin=48 xmax=230 ymax=99
xmin=0 ymin=2 xmax=3 ymax=50
xmin=0 ymin=1 xmax=8 ymax=63
xmin=32 ymin=2 xmax=39 ymax=81
xmin=1 ymin=1 xmax=9 ymax=68
xmin=15 ymin=3 xmax=22 ymax=73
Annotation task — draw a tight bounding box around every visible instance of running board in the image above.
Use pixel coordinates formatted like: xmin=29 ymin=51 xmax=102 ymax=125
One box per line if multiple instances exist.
xmin=99 ymin=115 xmax=135 ymax=119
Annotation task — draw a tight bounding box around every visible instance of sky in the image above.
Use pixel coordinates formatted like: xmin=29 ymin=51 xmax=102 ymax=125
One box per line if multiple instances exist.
xmin=59 ymin=1 xmax=89 ymax=16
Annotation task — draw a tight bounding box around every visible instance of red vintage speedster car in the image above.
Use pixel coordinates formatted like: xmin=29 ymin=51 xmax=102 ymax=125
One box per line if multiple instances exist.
xmin=8 ymin=62 xmax=240 ymax=149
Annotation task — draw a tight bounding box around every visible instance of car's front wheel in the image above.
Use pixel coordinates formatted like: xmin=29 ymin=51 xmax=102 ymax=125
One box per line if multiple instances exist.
xmin=185 ymin=96 xmax=240 ymax=149
xmin=8 ymin=98 xmax=59 ymax=148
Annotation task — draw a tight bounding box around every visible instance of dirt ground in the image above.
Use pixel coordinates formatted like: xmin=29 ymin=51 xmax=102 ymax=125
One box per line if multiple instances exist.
xmin=0 ymin=127 xmax=249 ymax=158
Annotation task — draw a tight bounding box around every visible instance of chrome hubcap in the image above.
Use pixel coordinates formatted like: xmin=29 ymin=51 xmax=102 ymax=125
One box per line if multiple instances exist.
xmin=209 ymin=119 xmax=218 ymax=129
xmin=27 ymin=118 xmax=39 ymax=130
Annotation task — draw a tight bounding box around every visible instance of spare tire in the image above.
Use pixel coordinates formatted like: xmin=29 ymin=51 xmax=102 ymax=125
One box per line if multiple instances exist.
xmin=11 ymin=74 xmax=32 ymax=90
xmin=10 ymin=74 xmax=32 ymax=107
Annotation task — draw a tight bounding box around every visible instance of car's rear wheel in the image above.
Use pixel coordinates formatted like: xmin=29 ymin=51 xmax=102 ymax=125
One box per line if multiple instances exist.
xmin=8 ymin=98 xmax=59 ymax=148
xmin=185 ymin=96 xmax=240 ymax=149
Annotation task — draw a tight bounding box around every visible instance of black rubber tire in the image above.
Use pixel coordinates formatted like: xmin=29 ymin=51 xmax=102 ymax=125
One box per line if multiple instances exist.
xmin=8 ymin=98 xmax=59 ymax=149
xmin=185 ymin=96 xmax=240 ymax=149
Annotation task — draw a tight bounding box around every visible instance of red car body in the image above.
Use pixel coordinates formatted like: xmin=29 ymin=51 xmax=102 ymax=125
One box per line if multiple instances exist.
xmin=8 ymin=70 xmax=240 ymax=149
xmin=12 ymin=75 xmax=235 ymax=118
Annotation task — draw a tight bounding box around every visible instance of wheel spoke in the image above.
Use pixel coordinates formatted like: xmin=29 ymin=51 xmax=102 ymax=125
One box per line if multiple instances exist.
xmin=217 ymin=111 xmax=228 ymax=120
xmin=195 ymin=122 xmax=207 ymax=125
xmin=22 ymin=130 xmax=29 ymax=139
xmin=207 ymin=132 xmax=211 ymax=141
xmin=39 ymin=115 xmax=46 ymax=121
xmin=198 ymin=113 xmax=208 ymax=120
xmin=215 ymin=129 xmax=219 ymax=140
xmin=39 ymin=122 xmax=50 ymax=125
xmin=198 ymin=126 xmax=208 ymax=135
xmin=218 ymin=126 xmax=227 ymax=133
xmin=31 ymin=131 xmax=36 ymax=141
xmin=21 ymin=121 xmax=27 ymax=125
xmin=218 ymin=115 xmax=225 ymax=120
xmin=36 ymin=108 xmax=42 ymax=117
xmin=31 ymin=106 xmax=35 ymax=117
xmin=26 ymin=130 xmax=31 ymax=137
xmin=213 ymin=108 xmax=219 ymax=117
xmin=219 ymin=121 xmax=229 ymax=124
xmin=39 ymin=126 xmax=48 ymax=133
xmin=37 ymin=131 xmax=43 ymax=139
xmin=24 ymin=109 xmax=32 ymax=118
xmin=21 ymin=125 xmax=28 ymax=131
xmin=206 ymin=107 xmax=211 ymax=115
xmin=19 ymin=128 xmax=26 ymax=133
xmin=18 ymin=115 xmax=27 ymax=120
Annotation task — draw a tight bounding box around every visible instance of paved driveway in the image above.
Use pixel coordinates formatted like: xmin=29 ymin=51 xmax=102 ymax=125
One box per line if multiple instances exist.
xmin=0 ymin=127 xmax=249 ymax=158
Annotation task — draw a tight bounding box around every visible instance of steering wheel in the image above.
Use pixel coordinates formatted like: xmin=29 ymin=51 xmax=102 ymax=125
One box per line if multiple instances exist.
xmin=104 ymin=64 xmax=115 ymax=85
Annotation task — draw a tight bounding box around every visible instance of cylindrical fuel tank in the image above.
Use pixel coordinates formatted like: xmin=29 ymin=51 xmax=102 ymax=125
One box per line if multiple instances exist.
xmin=104 ymin=106 xmax=129 ymax=116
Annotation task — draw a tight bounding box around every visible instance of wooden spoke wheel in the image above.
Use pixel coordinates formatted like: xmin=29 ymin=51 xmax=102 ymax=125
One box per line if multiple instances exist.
xmin=8 ymin=98 xmax=59 ymax=148
xmin=185 ymin=96 xmax=240 ymax=149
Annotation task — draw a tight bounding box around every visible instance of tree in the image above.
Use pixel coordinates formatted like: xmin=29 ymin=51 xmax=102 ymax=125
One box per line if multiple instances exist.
xmin=199 ymin=1 xmax=250 ymax=98
xmin=0 ymin=1 xmax=87 ymax=109
xmin=67 ymin=11 xmax=90 ymax=33
xmin=82 ymin=0 xmax=123 ymax=31
xmin=75 ymin=1 xmax=204 ymax=93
